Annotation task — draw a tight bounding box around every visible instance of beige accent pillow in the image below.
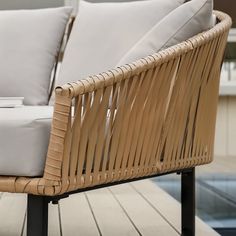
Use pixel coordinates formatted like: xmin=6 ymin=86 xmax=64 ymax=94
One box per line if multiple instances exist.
xmin=0 ymin=7 xmax=72 ymax=105
xmin=118 ymin=0 xmax=215 ymax=65
xmin=51 ymin=0 xmax=185 ymax=101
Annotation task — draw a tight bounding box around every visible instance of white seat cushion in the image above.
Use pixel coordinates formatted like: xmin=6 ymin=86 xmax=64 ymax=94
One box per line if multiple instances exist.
xmin=0 ymin=7 xmax=72 ymax=105
xmin=53 ymin=0 xmax=185 ymax=90
xmin=0 ymin=106 xmax=53 ymax=176
xmin=118 ymin=0 xmax=215 ymax=65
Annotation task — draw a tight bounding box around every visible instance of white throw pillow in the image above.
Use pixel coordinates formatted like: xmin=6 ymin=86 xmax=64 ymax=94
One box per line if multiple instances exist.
xmin=118 ymin=0 xmax=215 ymax=65
xmin=54 ymin=0 xmax=185 ymax=90
xmin=0 ymin=7 xmax=72 ymax=105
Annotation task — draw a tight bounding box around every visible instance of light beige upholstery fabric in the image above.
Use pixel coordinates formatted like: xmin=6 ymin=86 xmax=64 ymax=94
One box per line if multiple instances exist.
xmin=0 ymin=7 xmax=72 ymax=105
xmin=53 ymin=0 xmax=185 ymax=91
xmin=118 ymin=0 xmax=215 ymax=65
xmin=0 ymin=106 xmax=53 ymax=176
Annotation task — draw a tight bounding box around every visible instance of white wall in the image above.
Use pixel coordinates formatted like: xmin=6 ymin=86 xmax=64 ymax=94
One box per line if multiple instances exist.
xmin=215 ymin=97 xmax=236 ymax=157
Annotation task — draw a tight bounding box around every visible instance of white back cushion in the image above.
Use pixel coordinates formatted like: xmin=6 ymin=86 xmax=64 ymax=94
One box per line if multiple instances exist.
xmin=0 ymin=7 xmax=72 ymax=105
xmin=54 ymin=0 xmax=185 ymax=88
xmin=118 ymin=0 xmax=215 ymax=65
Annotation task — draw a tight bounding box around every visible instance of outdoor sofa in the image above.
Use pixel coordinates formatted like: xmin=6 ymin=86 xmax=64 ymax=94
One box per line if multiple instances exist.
xmin=0 ymin=0 xmax=232 ymax=235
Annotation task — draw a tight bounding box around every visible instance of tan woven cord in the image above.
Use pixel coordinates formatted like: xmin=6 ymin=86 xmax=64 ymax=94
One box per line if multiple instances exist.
xmin=0 ymin=11 xmax=232 ymax=196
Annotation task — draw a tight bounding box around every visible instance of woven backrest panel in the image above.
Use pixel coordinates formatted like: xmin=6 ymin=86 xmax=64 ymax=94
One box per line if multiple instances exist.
xmin=39 ymin=11 xmax=231 ymax=195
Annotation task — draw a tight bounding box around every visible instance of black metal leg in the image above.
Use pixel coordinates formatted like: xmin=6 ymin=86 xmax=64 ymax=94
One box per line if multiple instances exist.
xmin=27 ymin=194 xmax=49 ymax=236
xmin=181 ymin=168 xmax=195 ymax=236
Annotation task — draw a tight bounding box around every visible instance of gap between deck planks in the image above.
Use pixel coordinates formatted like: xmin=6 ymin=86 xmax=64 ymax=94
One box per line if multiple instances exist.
xmin=0 ymin=180 xmax=218 ymax=236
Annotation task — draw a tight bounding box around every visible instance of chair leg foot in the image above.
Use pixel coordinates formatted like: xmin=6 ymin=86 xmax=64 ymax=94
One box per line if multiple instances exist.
xmin=181 ymin=168 xmax=195 ymax=236
xmin=27 ymin=194 xmax=49 ymax=236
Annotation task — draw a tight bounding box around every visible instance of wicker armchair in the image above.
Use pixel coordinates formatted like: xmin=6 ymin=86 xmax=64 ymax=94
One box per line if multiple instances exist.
xmin=0 ymin=11 xmax=231 ymax=236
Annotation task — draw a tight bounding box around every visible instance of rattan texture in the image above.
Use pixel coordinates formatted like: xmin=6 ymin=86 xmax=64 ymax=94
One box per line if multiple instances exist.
xmin=0 ymin=11 xmax=232 ymax=196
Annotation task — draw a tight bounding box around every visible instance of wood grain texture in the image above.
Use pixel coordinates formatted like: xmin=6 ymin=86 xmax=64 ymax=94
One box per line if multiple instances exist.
xmin=0 ymin=193 xmax=26 ymax=236
xmin=60 ymin=193 xmax=100 ymax=236
xmin=132 ymin=180 xmax=219 ymax=236
xmin=86 ymin=188 xmax=139 ymax=236
xmin=110 ymin=184 xmax=179 ymax=236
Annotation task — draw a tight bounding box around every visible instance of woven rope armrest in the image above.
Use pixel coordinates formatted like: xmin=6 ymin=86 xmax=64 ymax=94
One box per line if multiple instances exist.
xmin=0 ymin=11 xmax=232 ymax=196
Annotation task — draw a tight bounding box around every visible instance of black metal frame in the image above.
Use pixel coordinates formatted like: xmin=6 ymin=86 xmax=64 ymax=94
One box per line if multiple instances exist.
xmin=26 ymin=168 xmax=195 ymax=236
xmin=181 ymin=168 xmax=195 ymax=236
xmin=27 ymin=195 xmax=49 ymax=236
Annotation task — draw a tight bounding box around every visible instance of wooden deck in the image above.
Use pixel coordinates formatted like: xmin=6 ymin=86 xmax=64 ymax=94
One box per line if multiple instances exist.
xmin=0 ymin=180 xmax=218 ymax=236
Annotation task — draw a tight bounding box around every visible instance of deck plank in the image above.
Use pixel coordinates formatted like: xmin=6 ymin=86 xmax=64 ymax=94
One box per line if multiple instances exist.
xmin=110 ymin=184 xmax=179 ymax=236
xmin=86 ymin=187 xmax=139 ymax=236
xmin=48 ymin=203 xmax=61 ymax=236
xmin=0 ymin=180 xmax=220 ymax=236
xmin=59 ymin=193 xmax=100 ymax=236
xmin=132 ymin=180 xmax=219 ymax=236
xmin=0 ymin=193 xmax=26 ymax=236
